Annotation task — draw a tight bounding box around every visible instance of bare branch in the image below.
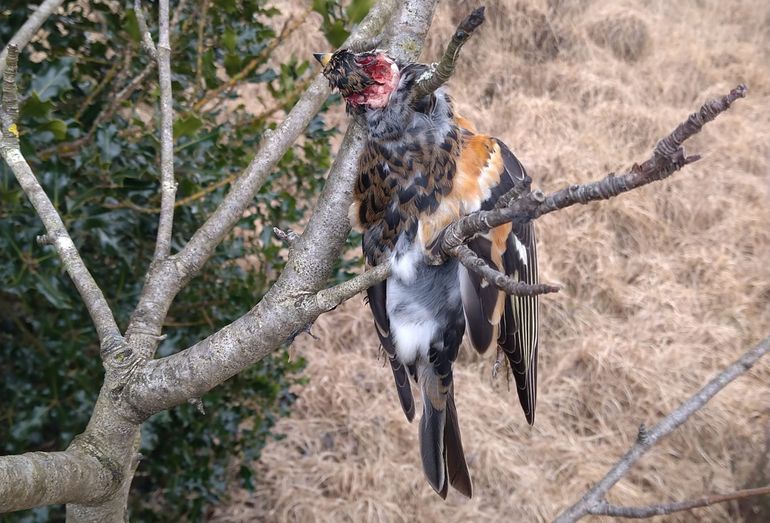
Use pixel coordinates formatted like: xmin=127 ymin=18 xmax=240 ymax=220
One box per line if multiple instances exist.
xmin=120 ymin=127 xmax=373 ymax=420
xmin=194 ymin=0 xmax=211 ymax=91
xmin=121 ymin=0 xmax=438 ymax=418
xmin=0 ymin=450 xmax=115 ymax=512
xmin=175 ymin=0 xmax=397 ymax=276
xmin=412 ymin=6 xmax=486 ymax=99
xmin=589 ymin=485 xmax=770 ymax=519
xmin=313 ymin=263 xmax=391 ymax=312
xmin=273 ymin=226 xmax=299 ymax=245
xmin=0 ymin=45 xmax=122 ymax=350
xmin=554 ymin=334 xmax=770 ymax=523
xmin=133 ymin=0 xmax=158 ymax=60
xmin=441 ymin=84 xmax=748 ymax=254
xmin=0 ymin=0 xmax=66 ymax=78
xmin=453 ymin=245 xmax=560 ymax=297
xmin=152 ymin=0 xmax=177 ymax=262
xmin=124 ymin=0 xmax=401 ymax=358
xmin=40 ymin=0 xmax=191 ymax=160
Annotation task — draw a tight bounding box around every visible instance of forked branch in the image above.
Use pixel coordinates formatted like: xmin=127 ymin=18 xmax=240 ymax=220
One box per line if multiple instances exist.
xmin=133 ymin=0 xmax=159 ymax=60
xmin=590 ymin=485 xmax=770 ymax=519
xmin=124 ymin=0 xmax=401 ymax=360
xmin=554 ymin=335 xmax=770 ymax=522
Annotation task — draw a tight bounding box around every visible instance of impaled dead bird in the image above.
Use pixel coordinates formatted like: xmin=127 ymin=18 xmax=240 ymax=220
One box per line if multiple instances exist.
xmin=315 ymin=17 xmax=540 ymax=499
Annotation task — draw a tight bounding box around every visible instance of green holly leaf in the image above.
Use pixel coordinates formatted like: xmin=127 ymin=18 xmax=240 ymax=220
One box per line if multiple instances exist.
xmin=31 ymin=58 xmax=74 ymax=102
xmin=21 ymin=92 xmax=53 ymax=118
xmin=325 ymin=20 xmax=349 ymax=47
xmin=224 ymin=53 xmax=241 ymax=76
xmin=223 ymin=28 xmax=237 ymax=53
xmin=41 ymin=119 xmax=68 ymax=140
xmin=174 ymin=114 xmax=204 ymax=139
xmin=347 ymin=0 xmax=373 ymax=23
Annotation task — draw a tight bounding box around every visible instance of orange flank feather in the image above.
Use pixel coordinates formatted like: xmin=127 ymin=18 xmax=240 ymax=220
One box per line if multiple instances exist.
xmin=418 ymin=133 xmax=507 ymax=254
xmin=454 ymin=113 xmax=477 ymax=133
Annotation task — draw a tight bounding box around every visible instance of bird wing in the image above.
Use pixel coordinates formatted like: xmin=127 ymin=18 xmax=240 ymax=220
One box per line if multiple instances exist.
xmin=423 ymin=126 xmax=540 ymax=425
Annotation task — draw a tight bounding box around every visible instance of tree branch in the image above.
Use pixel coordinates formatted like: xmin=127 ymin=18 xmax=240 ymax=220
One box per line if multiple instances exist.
xmin=0 ymin=0 xmax=66 ymax=78
xmin=0 ymin=45 xmax=122 ymax=351
xmin=173 ymin=0 xmax=398 ymax=278
xmin=454 ymin=245 xmax=559 ymax=297
xmin=0 ymin=450 xmax=116 ymax=512
xmin=39 ymin=0 xmax=189 ymax=161
xmin=133 ymin=0 xmax=158 ymax=60
xmin=120 ymin=0 xmax=438 ymax=419
xmin=589 ymin=485 xmax=770 ymax=519
xmin=554 ymin=334 xmax=770 ymax=523
xmin=412 ymin=6 xmax=486 ymax=99
xmin=152 ymin=0 xmax=177 ymax=262
xmin=441 ymin=84 xmax=748 ymax=254
xmin=313 ymin=262 xmax=391 ymax=312
xmin=124 ymin=0 xmax=401 ymax=359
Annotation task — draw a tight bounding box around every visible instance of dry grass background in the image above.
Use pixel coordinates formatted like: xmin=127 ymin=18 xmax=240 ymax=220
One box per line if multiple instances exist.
xmin=215 ymin=0 xmax=770 ymax=521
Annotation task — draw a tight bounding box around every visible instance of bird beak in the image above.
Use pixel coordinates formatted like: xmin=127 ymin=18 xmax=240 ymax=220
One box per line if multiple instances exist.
xmin=313 ymin=52 xmax=333 ymax=67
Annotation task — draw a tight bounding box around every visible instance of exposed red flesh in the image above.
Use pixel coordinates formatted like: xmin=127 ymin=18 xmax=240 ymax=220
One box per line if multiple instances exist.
xmin=345 ymin=54 xmax=399 ymax=109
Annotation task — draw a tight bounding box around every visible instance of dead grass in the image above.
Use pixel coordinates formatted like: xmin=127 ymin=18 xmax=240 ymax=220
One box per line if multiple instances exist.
xmin=213 ymin=0 xmax=770 ymax=521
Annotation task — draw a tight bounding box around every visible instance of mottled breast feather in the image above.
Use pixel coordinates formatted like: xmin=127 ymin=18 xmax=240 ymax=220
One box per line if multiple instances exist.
xmin=351 ymin=64 xmax=462 ymax=265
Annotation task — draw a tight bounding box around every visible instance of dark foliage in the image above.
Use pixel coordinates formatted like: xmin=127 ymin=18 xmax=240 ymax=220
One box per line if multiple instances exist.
xmin=1 ymin=0 xmax=365 ymax=520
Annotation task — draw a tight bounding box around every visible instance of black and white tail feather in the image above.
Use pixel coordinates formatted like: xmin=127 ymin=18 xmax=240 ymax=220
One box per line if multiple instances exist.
xmin=459 ymin=141 xmax=540 ymax=424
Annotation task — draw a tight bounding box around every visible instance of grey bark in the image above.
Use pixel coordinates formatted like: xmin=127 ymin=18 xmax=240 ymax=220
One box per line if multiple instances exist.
xmin=152 ymin=0 xmax=177 ymax=262
xmin=0 ymin=450 xmax=114 ymax=512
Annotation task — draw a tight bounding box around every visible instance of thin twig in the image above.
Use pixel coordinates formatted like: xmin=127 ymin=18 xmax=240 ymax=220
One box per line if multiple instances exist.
xmin=412 ymin=6 xmax=486 ymax=100
xmin=441 ymin=85 xmax=748 ymax=254
xmin=273 ymin=226 xmax=299 ymax=245
xmin=94 ymin=62 xmax=155 ymax=129
xmin=74 ymin=58 xmax=122 ymax=121
xmin=152 ymin=0 xmax=177 ymax=261
xmin=133 ymin=0 xmax=158 ymax=60
xmin=554 ymin=335 xmax=770 ymax=522
xmin=454 ymin=245 xmax=559 ymax=297
xmin=590 ymin=485 xmax=770 ymax=519
xmin=0 ymin=45 xmax=122 ymax=350
xmin=191 ymin=11 xmax=309 ymax=112
xmin=194 ymin=0 xmax=211 ymax=92
xmin=40 ymin=0 xmax=188 ymax=160
xmin=0 ymin=0 xmax=66 ymax=78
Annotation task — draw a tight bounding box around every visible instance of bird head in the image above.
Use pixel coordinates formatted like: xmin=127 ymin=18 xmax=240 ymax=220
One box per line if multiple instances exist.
xmin=314 ymin=49 xmax=400 ymax=110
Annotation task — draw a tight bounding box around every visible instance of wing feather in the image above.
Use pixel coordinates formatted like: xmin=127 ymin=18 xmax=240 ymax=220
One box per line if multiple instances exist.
xmin=500 ymin=221 xmax=539 ymax=424
xmin=453 ymin=132 xmax=540 ymax=424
